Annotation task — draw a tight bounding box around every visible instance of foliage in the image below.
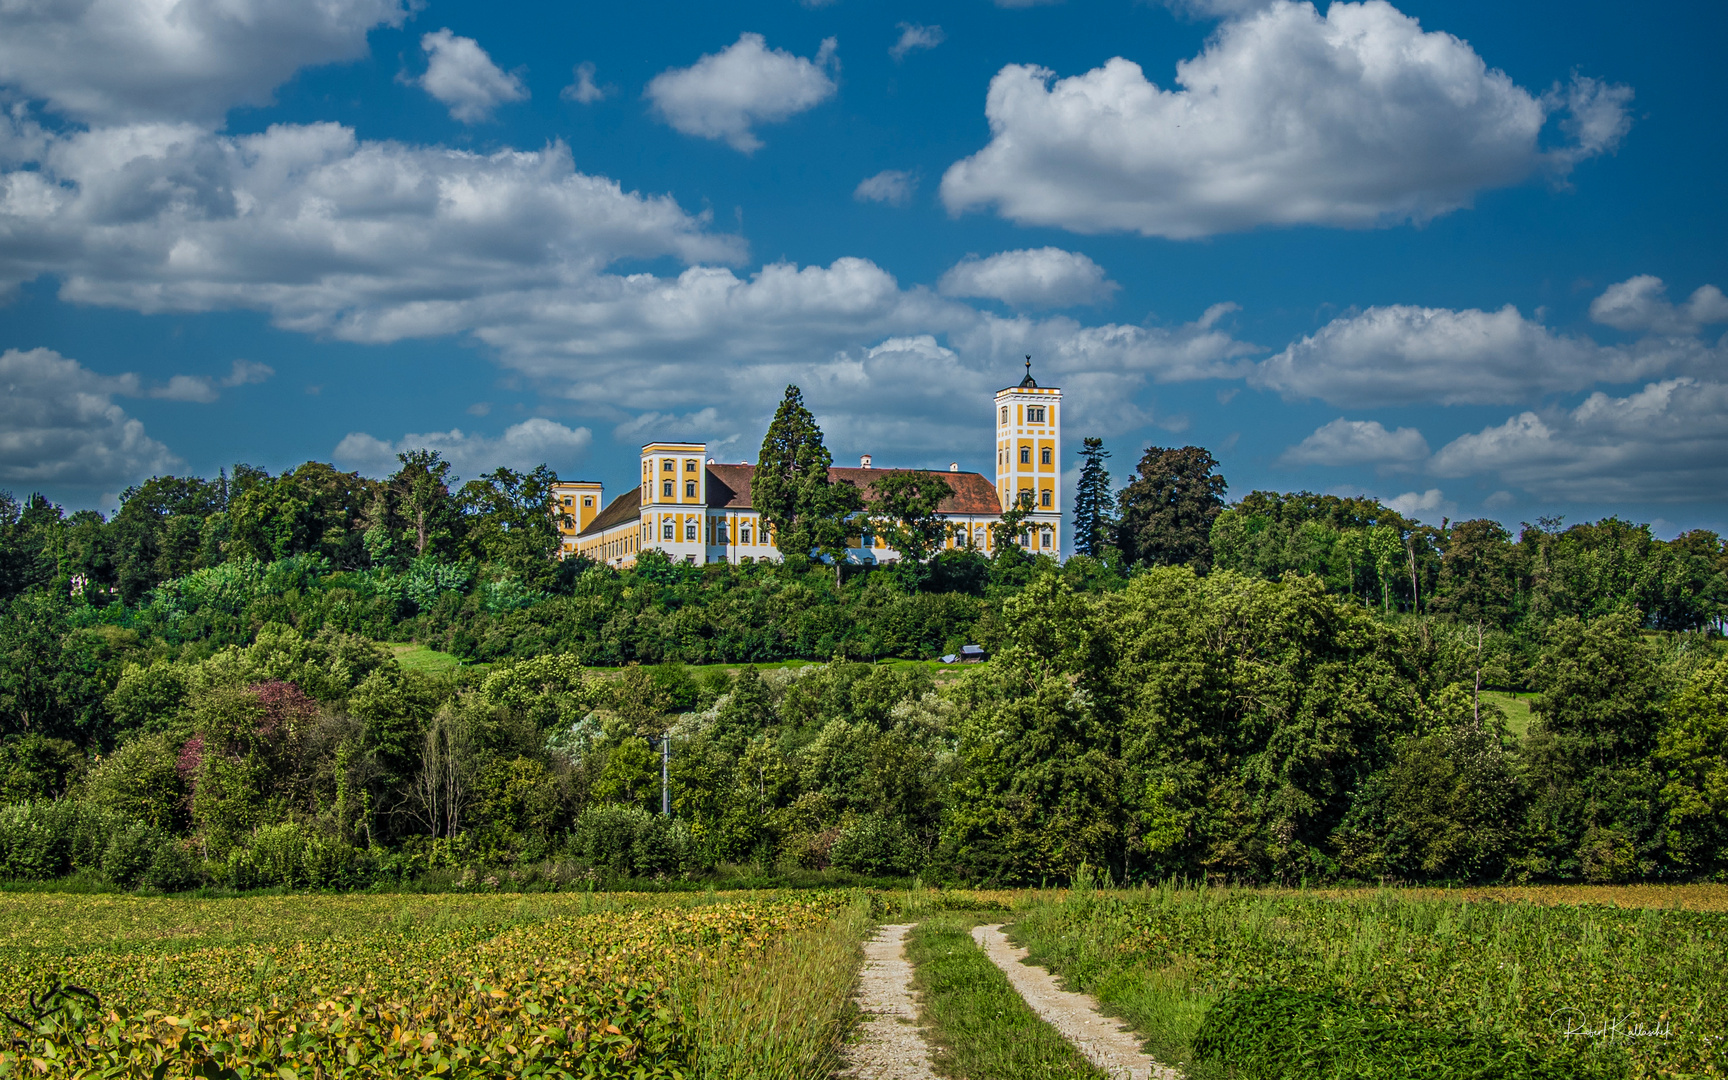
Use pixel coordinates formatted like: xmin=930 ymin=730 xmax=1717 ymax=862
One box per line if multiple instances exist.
xmin=0 ymin=892 xmax=854 ymax=1080
xmin=1116 ymin=445 xmax=1227 ymax=572
xmin=1070 ymin=437 xmax=1113 ymax=560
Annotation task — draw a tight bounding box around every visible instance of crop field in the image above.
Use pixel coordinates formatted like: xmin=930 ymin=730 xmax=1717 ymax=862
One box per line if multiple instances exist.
xmin=1011 ymin=882 xmax=1728 ymax=1079
xmin=0 ymin=890 xmax=866 ymax=1078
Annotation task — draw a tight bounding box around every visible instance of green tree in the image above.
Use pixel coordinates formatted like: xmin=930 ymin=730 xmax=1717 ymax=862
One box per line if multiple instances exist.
xmin=868 ymin=471 xmax=954 ymax=563
xmin=753 ymin=386 xmax=837 ymax=561
xmin=388 ymin=449 xmax=464 ymax=560
xmin=459 ymin=465 xmax=562 ymax=582
xmin=1116 ymin=446 xmax=1227 ymax=572
xmin=1071 ymin=437 xmax=1113 ymax=558
xmin=1654 ymin=656 xmax=1728 ymax=875
xmin=1434 ymin=519 xmax=1518 ymax=627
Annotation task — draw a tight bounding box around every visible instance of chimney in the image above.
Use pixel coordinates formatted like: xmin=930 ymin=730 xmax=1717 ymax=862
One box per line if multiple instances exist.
xmin=949 ymin=462 xmax=959 ymax=472
xmin=860 ymin=454 xmax=872 ymax=468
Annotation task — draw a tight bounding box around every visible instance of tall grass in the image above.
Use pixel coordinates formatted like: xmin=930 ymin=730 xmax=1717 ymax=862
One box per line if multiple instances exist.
xmin=680 ymin=894 xmax=872 ymax=1080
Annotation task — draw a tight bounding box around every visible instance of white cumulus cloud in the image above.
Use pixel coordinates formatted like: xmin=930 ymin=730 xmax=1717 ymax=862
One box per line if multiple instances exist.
xmin=938 ymin=247 xmax=1118 ymax=309
xmin=1384 ymin=488 xmax=1452 ymax=523
xmin=941 ymin=0 xmax=1631 ymax=238
xmin=333 ymin=418 xmax=594 ymax=479
xmin=1589 ymin=275 xmax=1728 ymax=337
xmin=1430 ymin=378 xmax=1728 ymax=502
xmin=0 ymin=348 xmax=179 ymax=487
xmin=646 ymin=33 xmax=838 ymax=153
xmin=854 ymin=170 xmax=917 ymax=206
xmin=148 ymin=359 xmax=275 ymax=403
xmin=561 ymin=62 xmax=609 ymax=105
xmin=1280 ymin=418 xmax=1429 ymax=467
xmin=890 ymin=24 xmax=946 ymax=62
xmin=417 ymin=29 xmax=528 ymax=124
xmin=1250 ymin=303 xmax=1714 ymax=407
xmin=0 ymin=0 xmax=406 ymax=125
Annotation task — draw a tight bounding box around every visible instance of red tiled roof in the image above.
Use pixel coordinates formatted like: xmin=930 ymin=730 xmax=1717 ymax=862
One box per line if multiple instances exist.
xmin=705 ymin=464 xmax=1002 ymax=516
xmin=576 ymin=487 xmax=641 ymax=538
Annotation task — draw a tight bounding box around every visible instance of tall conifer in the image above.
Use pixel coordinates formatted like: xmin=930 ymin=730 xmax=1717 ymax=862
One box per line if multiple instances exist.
xmin=1072 ymin=437 xmax=1113 ymax=558
xmin=754 ymin=386 xmax=834 ymax=560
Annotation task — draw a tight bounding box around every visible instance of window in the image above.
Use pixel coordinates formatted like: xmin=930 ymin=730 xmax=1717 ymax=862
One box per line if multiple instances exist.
xmin=685 ymin=480 xmax=697 ymax=498
xmin=1040 ymin=447 xmax=1052 ymax=465
xmin=1000 ymin=406 xmax=1008 ymax=425
xmin=562 ymin=496 xmax=572 ymax=506
xmin=662 ymin=481 xmax=674 ymax=498
xmin=1028 ymin=406 xmax=1045 ymax=423
xmin=706 ymin=521 xmax=714 ymax=545
xmin=663 ymin=459 xmax=675 ymax=472
xmin=662 ymin=519 xmax=674 ymax=540
xmin=1020 ymin=447 xmax=1031 ymax=464
xmin=685 ymin=521 xmax=697 ymax=542
xmin=685 ymin=459 xmax=698 ymax=472
xmin=583 ymin=497 xmax=593 ymax=507
xmin=1041 ymin=489 xmax=1052 ymax=507
xmin=741 ymin=524 xmax=752 ymax=544
xmin=718 ymin=520 xmax=729 ymax=543
xmin=1041 ymin=528 xmax=1053 ymax=548
xmin=860 ymin=532 xmax=874 ymax=549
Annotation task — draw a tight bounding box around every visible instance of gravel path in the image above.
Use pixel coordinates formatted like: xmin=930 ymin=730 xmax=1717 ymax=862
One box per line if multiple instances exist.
xmin=972 ymin=923 xmax=1182 ymax=1080
xmin=839 ymin=923 xmax=942 ymax=1080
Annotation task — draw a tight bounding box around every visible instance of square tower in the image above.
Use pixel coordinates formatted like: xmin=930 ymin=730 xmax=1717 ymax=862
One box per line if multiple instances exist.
xmin=994 ymin=360 xmax=1062 ymax=558
xmin=551 ymin=480 xmax=603 ymax=560
xmin=640 ymin=442 xmax=708 ymax=564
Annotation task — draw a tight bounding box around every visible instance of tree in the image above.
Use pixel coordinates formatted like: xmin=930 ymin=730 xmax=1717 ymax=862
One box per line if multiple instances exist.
xmin=388 ymin=450 xmax=464 ymax=560
xmin=1116 ymin=446 xmax=1227 ymax=572
xmin=753 ymin=386 xmax=831 ymax=559
xmin=991 ymin=489 xmax=1036 ymax=553
xmin=868 ymin=471 xmax=953 ymax=563
xmin=1071 ymin=437 xmax=1113 ymax=558
xmin=754 ymin=386 xmax=859 ymax=563
xmin=1433 ymin=519 xmax=1518 ymax=627
xmin=459 ymin=465 xmax=562 ymax=581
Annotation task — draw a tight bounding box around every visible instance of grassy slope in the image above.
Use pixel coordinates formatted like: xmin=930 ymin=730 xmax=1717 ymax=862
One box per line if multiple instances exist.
xmin=906 ymin=913 xmax=1105 ymax=1080
xmin=1480 ymin=689 xmax=1537 ymax=739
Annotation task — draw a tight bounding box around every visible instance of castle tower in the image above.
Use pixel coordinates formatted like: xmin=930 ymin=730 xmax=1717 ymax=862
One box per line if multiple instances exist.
xmin=994 ymin=357 xmax=1062 ymax=557
xmin=551 ymin=480 xmax=603 ymax=559
xmin=640 ymin=441 xmax=708 ymax=564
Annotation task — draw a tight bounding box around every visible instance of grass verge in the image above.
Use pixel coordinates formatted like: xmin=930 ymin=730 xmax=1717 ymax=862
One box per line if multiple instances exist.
xmin=907 ymin=912 xmax=1106 ymax=1080
xmin=680 ymin=894 xmax=871 ymax=1080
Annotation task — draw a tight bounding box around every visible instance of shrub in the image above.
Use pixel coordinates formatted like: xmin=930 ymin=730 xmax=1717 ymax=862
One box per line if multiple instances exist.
xmin=223 ymin=821 xmax=371 ymax=890
xmin=828 ymin=814 xmax=920 ymax=877
xmin=571 ymin=805 xmax=691 ymax=877
xmin=142 ymin=841 xmax=203 ymax=892
xmin=0 ymin=801 xmax=126 ymax=881
xmin=100 ymin=821 xmax=166 ymax=888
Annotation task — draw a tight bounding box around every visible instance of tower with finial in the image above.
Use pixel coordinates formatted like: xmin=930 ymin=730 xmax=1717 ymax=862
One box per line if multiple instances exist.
xmin=994 ymin=355 xmax=1063 ymax=557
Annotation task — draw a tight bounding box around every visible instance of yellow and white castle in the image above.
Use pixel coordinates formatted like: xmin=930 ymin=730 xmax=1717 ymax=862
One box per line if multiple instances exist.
xmin=551 ymin=366 xmax=1062 ymax=567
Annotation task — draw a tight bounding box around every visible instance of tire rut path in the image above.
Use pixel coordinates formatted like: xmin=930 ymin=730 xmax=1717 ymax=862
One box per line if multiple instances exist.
xmin=972 ymin=923 xmax=1182 ymax=1080
xmin=839 ymin=923 xmax=941 ymax=1080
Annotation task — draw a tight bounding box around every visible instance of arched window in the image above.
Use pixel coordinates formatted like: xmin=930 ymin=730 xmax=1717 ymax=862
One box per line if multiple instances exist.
xmin=1040 ymin=447 xmax=1052 ymax=465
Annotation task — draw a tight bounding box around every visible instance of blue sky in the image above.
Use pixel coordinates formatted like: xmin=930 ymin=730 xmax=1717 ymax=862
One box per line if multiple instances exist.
xmin=2 ymin=0 xmax=1724 ymax=536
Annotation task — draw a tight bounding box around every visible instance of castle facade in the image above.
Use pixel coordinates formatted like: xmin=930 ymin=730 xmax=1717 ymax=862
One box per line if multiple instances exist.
xmin=551 ymin=371 xmax=1062 ymax=567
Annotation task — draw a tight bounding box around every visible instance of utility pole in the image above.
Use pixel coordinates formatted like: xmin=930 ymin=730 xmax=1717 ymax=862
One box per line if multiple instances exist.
xmin=660 ymin=731 xmax=670 ymax=817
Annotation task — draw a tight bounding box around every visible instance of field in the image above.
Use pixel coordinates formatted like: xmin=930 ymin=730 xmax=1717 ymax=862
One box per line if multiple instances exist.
xmin=1009 ymin=882 xmax=1728 ymax=1079
xmin=3 ymin=884 xmax=1725 ymax=1079
xmin=0 ymin=890 xmax=869 ymax=1078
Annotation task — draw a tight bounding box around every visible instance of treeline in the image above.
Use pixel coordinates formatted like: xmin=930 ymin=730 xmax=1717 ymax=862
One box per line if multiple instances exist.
xmin=1 ymin=427 xmax=1725 ymax=888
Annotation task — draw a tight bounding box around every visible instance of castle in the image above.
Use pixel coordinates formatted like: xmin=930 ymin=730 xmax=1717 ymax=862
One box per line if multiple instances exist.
xmin=551 ymin=366 xmax=1062 ymax=567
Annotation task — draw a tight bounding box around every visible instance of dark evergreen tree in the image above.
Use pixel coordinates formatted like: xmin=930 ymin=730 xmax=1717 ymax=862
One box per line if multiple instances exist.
xmin=1071 ymin=437 xmax=1113 ymax=558
xmin=754 ymin=385 xmax=843 ymax=561
xmin=1116 ymin=445 xmax=1227 ymax=572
